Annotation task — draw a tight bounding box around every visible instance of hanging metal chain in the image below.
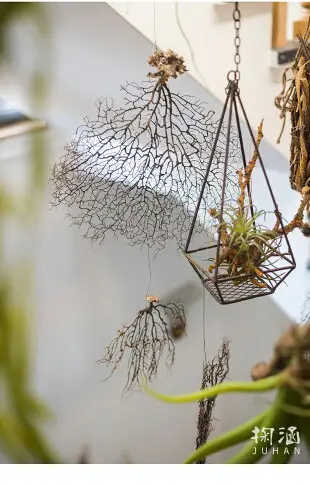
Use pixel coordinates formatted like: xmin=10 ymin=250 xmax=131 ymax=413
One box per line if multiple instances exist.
xmin=233 ymin=2 xmax=241 ymax=80
xmin=228 ymin=2 xmax=241 ymax=83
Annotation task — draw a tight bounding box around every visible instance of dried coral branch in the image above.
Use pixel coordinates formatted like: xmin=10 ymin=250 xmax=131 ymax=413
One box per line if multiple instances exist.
xmin=98 ymin=297 xmax=185 ymax=396
xmin=51 ymin=50 xmax=239 ymax=252
xmin=196 ymin=338 xmax=230 ymax=464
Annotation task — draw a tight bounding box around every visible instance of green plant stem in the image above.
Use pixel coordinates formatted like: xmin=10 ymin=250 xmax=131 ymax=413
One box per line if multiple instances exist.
xmin=269 ymin=442 xmax=294 ymax=464
xmin=226 ymin=387 xmax=287 ymax=464
xmin=184 ymin=408 xmax=270 ymax=464
xmin=144 ymin=374 xmax=283 ymax=404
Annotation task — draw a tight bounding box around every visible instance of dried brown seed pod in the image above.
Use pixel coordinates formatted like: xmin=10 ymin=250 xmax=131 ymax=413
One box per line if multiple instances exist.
xmin=170 ymin=315 xmax=186 ymax=339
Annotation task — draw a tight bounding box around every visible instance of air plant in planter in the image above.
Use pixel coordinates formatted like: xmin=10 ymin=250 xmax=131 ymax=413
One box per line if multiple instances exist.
xmin=98 ymin=295 xmax=186 ymax=397
xmin=145 ymin=324 xmax=310 ymax=464
xmin=184 ymin=118 xmax=297 ymax=304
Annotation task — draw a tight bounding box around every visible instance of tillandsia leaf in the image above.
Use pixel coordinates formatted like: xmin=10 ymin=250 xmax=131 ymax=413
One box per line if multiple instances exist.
xmin=185 ymin=408 xmax=270 ymax=464
xmin=144 ymin=373 xmax=283 ymax=404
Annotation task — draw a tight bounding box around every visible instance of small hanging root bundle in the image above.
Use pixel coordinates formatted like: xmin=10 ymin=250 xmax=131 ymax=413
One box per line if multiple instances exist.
xmin=51 ymin=49 xmax=236 ymax=252
xmin=98 ymin=296 xmax=186 ymax=397
xmin=207 ymin=120 xmax=309 ymax=289
xmin=275 ymin=21 xmax=310 ymax=195
xmin=196 ymin=338 xmax=230 ymax=464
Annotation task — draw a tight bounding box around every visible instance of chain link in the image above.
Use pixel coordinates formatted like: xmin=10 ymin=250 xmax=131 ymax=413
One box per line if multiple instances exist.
xmin=228 ymin=2 xmax=241 ymax=83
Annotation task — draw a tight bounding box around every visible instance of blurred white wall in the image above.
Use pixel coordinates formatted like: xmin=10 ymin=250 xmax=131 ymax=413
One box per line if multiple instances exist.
xmin=0 ymin=2 xmax=309 ymax=464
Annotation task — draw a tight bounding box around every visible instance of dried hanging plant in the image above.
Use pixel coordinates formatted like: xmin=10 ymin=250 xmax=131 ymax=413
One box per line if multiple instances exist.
xmin=51 ymin=49 xmax=239 ymax=252
xmin=98 ymin=295 xmax=186 ymax=396
xmin=275 ymin=23 xmax=310 ymax=196
xmin=196 ymin=338 xmax=230 ymax=464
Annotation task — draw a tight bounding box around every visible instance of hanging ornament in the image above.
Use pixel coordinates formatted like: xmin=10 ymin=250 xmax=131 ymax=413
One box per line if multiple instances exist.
xmin=51 ymin=49 xmax=240 ymax=252
xmin=275 ymin=21 xmax=310 ymax=196
xmin=196 ymin=338 xmax=230 ymax=464
xmin=183 ymin=3 xmax=296 ymax=305
xmin=98 ymin=295 xmax=186 ymax=397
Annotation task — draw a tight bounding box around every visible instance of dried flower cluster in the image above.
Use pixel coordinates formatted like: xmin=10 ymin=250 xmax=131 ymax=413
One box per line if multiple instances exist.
xmin=147 ymin=49 xmax=187 ymax=84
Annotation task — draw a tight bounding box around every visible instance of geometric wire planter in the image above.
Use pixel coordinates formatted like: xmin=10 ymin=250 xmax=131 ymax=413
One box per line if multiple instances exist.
xmin=183 ymin=78 xmax=296 ymax=305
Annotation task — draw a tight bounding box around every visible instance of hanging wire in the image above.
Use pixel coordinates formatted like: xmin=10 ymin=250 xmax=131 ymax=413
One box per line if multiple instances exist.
xmin=174 ymin=1 xmax=209 ymax=90
xmin=153 ymin=0 xmax=158 ymax=51
xmin=202 ymin=285 xmax=207 ymax=364
xmin=146 ymin=246 xmax=153 ymax=301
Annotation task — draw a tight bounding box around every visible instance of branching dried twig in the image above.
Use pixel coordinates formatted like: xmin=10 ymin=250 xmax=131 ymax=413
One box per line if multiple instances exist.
xmin=196 ymin=338 xmax=230 ymax=464
xmin=98 ymin=296 xmax=186 ymax=397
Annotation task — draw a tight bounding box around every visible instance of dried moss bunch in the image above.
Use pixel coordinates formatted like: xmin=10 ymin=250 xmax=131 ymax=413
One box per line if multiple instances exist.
xmin=98 ymin=295 xmax=186 ymax=396
xmin=51 ymin=49 xmax=239 ymax=251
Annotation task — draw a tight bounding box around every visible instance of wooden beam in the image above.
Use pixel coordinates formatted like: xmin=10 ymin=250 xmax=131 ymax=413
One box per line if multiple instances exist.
xmin=272 ymin=2 xmax=287 ymax=49
xmin=293 ymin=3 xmax=310 ymax=38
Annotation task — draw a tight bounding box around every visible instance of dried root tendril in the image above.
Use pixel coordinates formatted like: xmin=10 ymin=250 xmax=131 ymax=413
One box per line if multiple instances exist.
xmin=275 ymin=23 xmax=310 ymax=194
xmin=98 ymin=298 xmax=186 ymax=397
xmin=196 ymin=338 xmax=230 ymax=464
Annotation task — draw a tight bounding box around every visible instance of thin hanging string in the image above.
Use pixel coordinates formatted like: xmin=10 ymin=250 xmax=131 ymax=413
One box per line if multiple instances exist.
xmin=174 ymin=1 xmax=209 ymax=90
xmin=202 ymin=286 xmax=207 ymax=365
xmin=146 ymin=247 xmax=152 ymax=301
xmin=153 ymin=0 xmax=158 ymax=51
